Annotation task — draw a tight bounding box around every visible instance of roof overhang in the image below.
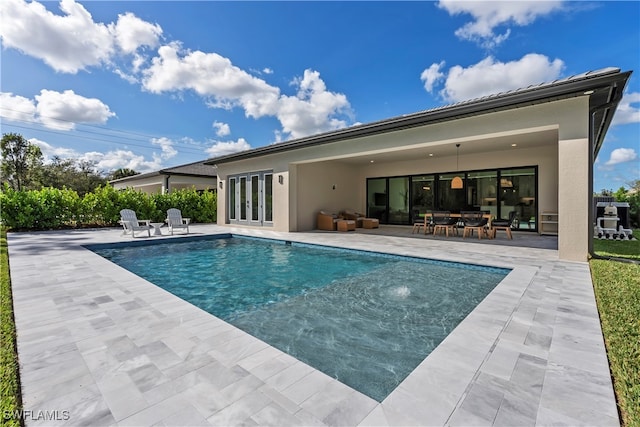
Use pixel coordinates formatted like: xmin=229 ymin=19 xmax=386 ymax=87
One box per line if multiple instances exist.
xmin=205 ymin=67 xmax=631 ymax=166
xmin=109 ymin=161 xmax=217 ymax=185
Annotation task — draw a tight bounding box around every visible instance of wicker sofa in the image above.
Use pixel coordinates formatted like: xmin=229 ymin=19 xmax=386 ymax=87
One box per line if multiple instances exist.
xmin=317 ymin=210 xmax=342 ymax=231
xmin=340 ymin=209 xmax=366 ymax=222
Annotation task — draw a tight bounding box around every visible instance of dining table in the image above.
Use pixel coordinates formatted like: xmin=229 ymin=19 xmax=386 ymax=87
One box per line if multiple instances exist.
xmin=420 ymin=212 xmax=493 ymax=236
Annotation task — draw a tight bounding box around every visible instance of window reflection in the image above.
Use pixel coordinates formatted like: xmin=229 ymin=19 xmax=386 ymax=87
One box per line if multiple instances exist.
xmin=366 ymin=166 xmax=537 ymax=230
xmin=500 ymin=168 xmax=536 ymax=230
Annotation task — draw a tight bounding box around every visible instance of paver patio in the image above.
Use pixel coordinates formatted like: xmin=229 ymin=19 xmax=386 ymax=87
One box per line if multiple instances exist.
xmin=7 ymin=224 xmax=618 ymax=426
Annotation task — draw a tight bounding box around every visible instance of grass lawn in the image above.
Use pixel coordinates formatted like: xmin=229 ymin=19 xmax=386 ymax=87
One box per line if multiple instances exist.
xmin=1 ymin=228 xmax=21 ymax=426
xmin=593 ymin=230 xmax=640 ymax=261
xmin=590 ymin=231 xmax=640 ymax=426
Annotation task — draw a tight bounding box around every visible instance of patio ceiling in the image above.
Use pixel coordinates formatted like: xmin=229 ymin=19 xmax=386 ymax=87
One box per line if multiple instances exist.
xmin=309 ymin=127 xmax=559 ymax=166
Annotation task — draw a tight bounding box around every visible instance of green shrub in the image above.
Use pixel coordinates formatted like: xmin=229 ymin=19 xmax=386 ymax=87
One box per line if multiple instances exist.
xmin=0 ymin=185 xmax=81 ymax=229
xmin=0 ymin=184 xmax=217 ymax=231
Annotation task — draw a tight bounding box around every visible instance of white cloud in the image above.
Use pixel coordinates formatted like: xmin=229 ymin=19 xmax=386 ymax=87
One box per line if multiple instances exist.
xmin=0 ymin=0 xmax=114 ymax=73
xmin=432 ymin=54 xmax=564 ymax=103
xmin=612 ymin=92 xmax=640 ymax=126
xmin=420 ymin=61 xmax=446 ymax=93
xmin=110 ymin=12 xmax=162 ymax=54
xmin=1 ymin=90 xmax=115 ymax=130
xmin=142 ymin=43 xmax=280 ymax=118
xmin=212 ymin=121 xmax=231 ymax=137
xmin=30 ymin=138 xmax=79 ymax=161
xmin=150 ymin=137 xmax=178 ymax=160
xmin=82 ymin=149 xmax=163 ymax=173
xmin=1 ymin=0 xmax=355 ymax=142
xmin=32 ymin=136 xmax=179 ymax=174
xmin=437 ymin=0 xmax=564 ymax=48
xmin=32 ymin=138 xmax=162 ymax=173
xmin=0 ymin=0 xmax=163 ymax=74
xmin=277 ymin=69 xmax=351 ymax=139
xmin=0 ymin=92 xmax=37 ymax=122
xmin=143 ymin=44 xmax=353 ymax=140
xmin=35 ymin=89 xmax=115 ymax=130
xmin=205 ymin=138 xmax=251 ymax=157
xmin=605 ymin=148 xmax=638 ymax=166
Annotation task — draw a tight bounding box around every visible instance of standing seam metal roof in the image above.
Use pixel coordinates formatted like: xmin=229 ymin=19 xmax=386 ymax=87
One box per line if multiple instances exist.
xmin=204 ymin=67 xmax=631 ymax=165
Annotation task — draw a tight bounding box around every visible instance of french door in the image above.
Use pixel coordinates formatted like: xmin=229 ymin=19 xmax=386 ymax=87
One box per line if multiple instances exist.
xmin=228 ymin=172 xmax=273 ymax=226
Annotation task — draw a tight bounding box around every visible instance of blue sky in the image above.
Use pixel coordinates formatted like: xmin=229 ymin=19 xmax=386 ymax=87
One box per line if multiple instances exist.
xmin=1 ymin=0 xmax=638 ymax=191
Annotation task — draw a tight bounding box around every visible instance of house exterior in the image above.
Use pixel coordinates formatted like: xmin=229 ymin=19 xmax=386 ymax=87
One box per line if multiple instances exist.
xmin=206 ymin=67 xmax=631 ymax=262
xmin=110 ymin=160 xmax=217 ymax=194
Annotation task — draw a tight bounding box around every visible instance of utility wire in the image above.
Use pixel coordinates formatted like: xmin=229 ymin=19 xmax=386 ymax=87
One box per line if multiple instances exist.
xmin=0 ymin=108 xmax=214 ymax=155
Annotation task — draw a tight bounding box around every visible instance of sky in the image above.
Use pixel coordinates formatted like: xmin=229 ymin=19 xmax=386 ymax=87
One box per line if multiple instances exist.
xmin=0 ymin=0 xmax=638 ymax=191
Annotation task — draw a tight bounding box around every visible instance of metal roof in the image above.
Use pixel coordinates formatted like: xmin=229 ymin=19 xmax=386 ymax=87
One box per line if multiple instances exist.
xmin=109 ymin=160 xmax=217 ymax=184
xmin=204 ymin=67 xmax=631 ymax=165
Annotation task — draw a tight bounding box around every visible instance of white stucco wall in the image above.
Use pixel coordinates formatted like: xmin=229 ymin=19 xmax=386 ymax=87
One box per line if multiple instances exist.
xmin=111 ymin=175 xmax=216 ymax=194
xmin=216 ymin=96 xmax=593 ymax=260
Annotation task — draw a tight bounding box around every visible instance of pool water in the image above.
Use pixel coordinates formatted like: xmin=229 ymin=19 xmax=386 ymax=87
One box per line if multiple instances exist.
xmin=92 ymin=236 xmax=508 ymax=401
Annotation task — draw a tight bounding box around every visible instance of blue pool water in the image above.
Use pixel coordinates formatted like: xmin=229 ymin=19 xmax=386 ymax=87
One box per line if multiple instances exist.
xmin=91 ymin=236 xmax=508 ymax=401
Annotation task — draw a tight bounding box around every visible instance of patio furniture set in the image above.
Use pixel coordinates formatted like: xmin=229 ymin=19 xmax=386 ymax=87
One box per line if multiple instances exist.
xmin=412 ymin=210 xmax=517 ymax=240
xmin=317 ymin=209 xmax=380 ymax=232
xmin=119 ymin=208 xmax=190 ymax=238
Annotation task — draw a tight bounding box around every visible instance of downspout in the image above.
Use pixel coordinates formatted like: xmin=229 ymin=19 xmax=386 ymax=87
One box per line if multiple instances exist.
xmin=164 ymin=175 xmax=170 ymax=194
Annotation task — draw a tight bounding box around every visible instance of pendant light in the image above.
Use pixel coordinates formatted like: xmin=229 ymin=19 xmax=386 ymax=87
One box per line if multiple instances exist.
xmin=451 ymin=144 xmax=463 ymax=189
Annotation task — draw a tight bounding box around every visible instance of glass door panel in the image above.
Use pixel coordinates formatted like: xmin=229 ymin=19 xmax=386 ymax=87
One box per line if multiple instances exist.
xmin=467 ymin=171 xmax=497 ymax=217
xmin=229 ymin=178 xmax=236 ymax=220
xmin=239 ymin=177 xmax=247 ymax=221
xmin=367 ymin=178 xmax=387 ymax=222
xmin=264 ymin=174 xmax=273 ymax=222
xmin=411 ymin=175 xmax=434 ymax=222
xmin=250 ymin=174 xmax=260 ymax=222
xmin=437 ymin=173 xmax=466 ymax=212
xmin=388 ymin=177 xmax=410 ymax=224
xmin=500 ymin=168 xmax=536 ymax=230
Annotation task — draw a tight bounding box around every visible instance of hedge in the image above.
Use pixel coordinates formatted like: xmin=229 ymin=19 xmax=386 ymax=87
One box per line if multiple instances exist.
xmin=0 ymin=184 xmax=216 ymax=231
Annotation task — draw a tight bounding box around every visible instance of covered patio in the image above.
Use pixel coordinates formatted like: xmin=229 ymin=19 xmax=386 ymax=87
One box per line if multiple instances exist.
xmin=338 ymin=224 xmax=558 ymax=251
xmin=210 ymin=67 xmax=631 ymax=262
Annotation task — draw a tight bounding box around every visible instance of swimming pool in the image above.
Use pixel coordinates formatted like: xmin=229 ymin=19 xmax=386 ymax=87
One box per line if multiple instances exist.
xmin=91 ymin=235 xmax=509 ymax=402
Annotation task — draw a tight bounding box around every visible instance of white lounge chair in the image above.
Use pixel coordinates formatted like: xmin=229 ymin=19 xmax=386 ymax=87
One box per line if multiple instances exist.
xmin=119 ymin=209 xmax=151 ymax=238
xmin=166 ymin=208 xmax=190 ymax=235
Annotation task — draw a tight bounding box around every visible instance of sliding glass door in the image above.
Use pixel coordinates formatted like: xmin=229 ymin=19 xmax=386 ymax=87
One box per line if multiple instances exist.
xmin=367 ymin=166 xmax=537 ymax=229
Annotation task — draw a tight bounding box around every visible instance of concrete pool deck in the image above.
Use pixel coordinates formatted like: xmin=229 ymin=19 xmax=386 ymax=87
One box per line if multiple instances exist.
xmin=7 ymin=224 xmax=618 ymax=426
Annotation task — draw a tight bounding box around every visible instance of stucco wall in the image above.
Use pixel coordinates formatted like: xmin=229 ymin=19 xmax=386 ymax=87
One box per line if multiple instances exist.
xmin=111 ymin=175 xmax=216 ymax=194
xmin=295 ymin=162 xmax=361 ymax=231
xmin=215 ymin=96 xmax=593 ymax=260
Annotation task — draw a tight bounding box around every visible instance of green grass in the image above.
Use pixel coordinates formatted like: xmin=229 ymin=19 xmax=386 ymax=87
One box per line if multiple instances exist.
xmin=593 ymin=229 xmax=640 ymax=261
xmin=591 ymin=258 xmax=640 ymax=426
xmin=1 ymin=227 xmax=22 ymax=426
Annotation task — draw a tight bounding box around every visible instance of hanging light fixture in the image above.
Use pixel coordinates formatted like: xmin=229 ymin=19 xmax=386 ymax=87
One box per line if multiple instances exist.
xmin=451 ymin=143 xmax=463 ymax=189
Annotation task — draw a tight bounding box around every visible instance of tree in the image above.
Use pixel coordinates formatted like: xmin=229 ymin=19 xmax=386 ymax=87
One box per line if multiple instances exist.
xmin=107 ymin=168 xmax=139 ymax=181
xmin=1 ymin=133 xmax=43 ymax=190
xmin=39 ymin=157 xmax=106 ymax=196
xmin=610 ymin=180 xmax=640 ymax=229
